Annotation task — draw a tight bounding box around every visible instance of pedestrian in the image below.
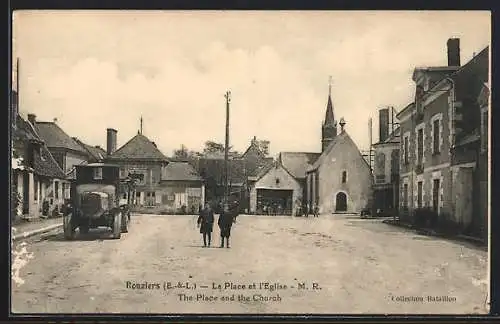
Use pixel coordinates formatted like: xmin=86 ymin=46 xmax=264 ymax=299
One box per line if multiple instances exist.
xmin=218 ymin=203 xmax=235 ymax=248
xmin=263 ymin=204 xmax=267 ymax=216
xmin=197 ymin=202 xmax=214 ymax=247
xmin=305 ymin=203 xmax=309 ymax=217
xmin=313 ymin=203 xmax=319 ymax=217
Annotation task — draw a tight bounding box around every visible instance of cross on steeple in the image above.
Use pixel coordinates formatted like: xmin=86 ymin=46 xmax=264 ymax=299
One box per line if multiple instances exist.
xmin=329 ymin=75 xmax=332 ymax=97
xmin=322 ymin=76 xmax=337 ymax=152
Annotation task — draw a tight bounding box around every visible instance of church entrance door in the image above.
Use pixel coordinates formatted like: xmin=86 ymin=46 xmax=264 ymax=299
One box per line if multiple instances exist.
xmin=335 ymin=192 xmax=347 ymax=212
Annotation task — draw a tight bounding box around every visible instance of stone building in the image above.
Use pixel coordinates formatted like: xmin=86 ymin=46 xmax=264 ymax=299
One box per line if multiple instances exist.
xmin=32 ymin=115 xmax=90 ymax=183
xmin=396 ymin=38 xmax=489 ymax=239
xmin=249 ymin=160 xmax=301 ymax=215
xmin=477 ymin=82 xmax=489 ymax=242
xmin=304 ymin=82 xmax=373 ymax=214
xmin=11 ymin=106 xmax=67 ymax=219
xmin=248 ymin=152 xmax=318 ymax=215
xmin=159 ymin=161 xmax=205 ymax=214
xmin=241 ymin=136 xmax=274 ymax=212
xmin=372 ymin=108 xmax=400 ymax=216
xmin=306 ymin=128 xmax=373 ymax=214
xmin=105 ymin=129 xmax=170 ymax=209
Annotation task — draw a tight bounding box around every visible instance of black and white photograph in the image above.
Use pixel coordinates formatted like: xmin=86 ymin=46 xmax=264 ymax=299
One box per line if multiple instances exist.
xmin=10 ymin=10 xmax=490 ymax=315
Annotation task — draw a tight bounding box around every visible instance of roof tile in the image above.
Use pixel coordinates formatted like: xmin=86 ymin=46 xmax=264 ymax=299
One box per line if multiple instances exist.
xmin=108 ymin=133 xmax=169 ymax=162
xmin=34 ymin=122 xmax=88 ymax=154
xmin=280 ymin=152 xmax=321 ymax=179
xmin=162 ymin=162 xmax=202 ymax=181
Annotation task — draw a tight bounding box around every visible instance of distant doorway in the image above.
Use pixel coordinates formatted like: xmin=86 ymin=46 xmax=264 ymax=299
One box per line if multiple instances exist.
xmin=335 ymin=192 xmax=347 ymax=212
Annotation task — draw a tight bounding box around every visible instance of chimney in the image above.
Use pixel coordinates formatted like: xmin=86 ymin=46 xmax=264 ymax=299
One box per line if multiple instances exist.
xmin=106 ymin=128 xmax=117 ymax=155
xmin=379 ymin=108 xmax=389 ymax=143
xmin=27 ymin=113 xmax=36 ymax=125
xmin=447 ymin=38 xmax=461 ymax=67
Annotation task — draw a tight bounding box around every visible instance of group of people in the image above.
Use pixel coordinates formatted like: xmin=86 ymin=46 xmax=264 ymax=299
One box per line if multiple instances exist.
xmin=297 ymin=203 xmax=319 ymax=217
xmin=262 ymin=203 xmax=284 ymax=216
xmin=197 ymin=202 xmax=237 ymax=248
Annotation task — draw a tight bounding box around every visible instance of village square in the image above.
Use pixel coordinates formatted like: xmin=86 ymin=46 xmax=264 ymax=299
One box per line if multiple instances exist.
xmin=10 ymin=12 xmax=489 ymax=315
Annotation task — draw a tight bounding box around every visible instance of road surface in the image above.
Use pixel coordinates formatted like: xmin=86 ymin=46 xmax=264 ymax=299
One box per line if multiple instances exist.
xmin=11 ymin=214 xmax=488 ymax=314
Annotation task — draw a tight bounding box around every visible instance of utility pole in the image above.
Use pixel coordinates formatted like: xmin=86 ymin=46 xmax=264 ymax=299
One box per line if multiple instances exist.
xmin=224 ymin=90 xmax=231 ymax=206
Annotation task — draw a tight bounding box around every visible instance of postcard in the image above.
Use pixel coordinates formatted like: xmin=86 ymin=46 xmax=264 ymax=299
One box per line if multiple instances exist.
xmin=10 ymin=10 xmax=490 ymax=315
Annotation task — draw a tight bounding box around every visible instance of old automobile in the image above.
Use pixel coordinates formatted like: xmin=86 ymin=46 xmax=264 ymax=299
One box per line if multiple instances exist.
xmin=63 ymin=163 xmax=135 ymax=240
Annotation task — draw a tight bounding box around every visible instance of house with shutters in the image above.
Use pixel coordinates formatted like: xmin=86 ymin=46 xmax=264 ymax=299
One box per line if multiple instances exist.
xmin=396 ymin=38 xmax=489 ymax=240
xmin=26 ymin=114 xmax=94 ymax=205
xmin=11 ymin=104 xmax=67 ymax=219
xmin=371 ymin=108 xmax=400 ymax=216
xmin=160 ymin=161 xmax=205 ymax=214
xmin=105 ymin=129 xmax=170 ymax=209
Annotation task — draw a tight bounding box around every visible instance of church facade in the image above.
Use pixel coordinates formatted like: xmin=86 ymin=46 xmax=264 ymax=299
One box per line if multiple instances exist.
xmin=305 ymin=83 xmax=373 ymax=214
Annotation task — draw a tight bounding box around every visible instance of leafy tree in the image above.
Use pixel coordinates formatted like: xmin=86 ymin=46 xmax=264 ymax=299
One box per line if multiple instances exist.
xmin=203 ymin=141 xmax=225 ymax=154
xmin=203 ymin=140 xmax=239 ymax=157
xmin=173 ymin=144 xmax=189 ymax=159
xmin=257 ymin=140 xmax=270 ymax=156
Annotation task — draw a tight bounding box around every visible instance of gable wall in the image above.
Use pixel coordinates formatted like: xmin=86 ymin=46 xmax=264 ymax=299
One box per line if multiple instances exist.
xmin=250 ymin=164 xmax=303 ymax=213
xmin=317 ymin=136 xmax=373 ymax=213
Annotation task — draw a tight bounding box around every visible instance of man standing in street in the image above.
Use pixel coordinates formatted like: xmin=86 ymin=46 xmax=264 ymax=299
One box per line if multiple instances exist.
xmin=197 ymin=202 xmax=214 ymax=247
xmin=218 ymin=203 xmax=235 ymax=248
xmin=313 ymin=203 xmax=319 ymax=217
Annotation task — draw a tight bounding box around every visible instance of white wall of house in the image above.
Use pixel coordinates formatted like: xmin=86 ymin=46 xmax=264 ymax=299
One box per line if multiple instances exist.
xmin=65 ymin=151 xmax=88 ymax=176
xmin=316 ymin=137 xmax=373 ymax=214
xmin=250 ymin=163 xmax=302 ymax=213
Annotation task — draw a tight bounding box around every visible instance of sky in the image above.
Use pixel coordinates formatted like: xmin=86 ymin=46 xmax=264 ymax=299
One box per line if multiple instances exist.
xmin=12 ymin=11 xmax=490 ymax=158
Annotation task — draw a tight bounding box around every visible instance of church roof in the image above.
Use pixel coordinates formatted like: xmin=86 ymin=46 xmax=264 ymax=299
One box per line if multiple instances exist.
xmin=107 ymin=133 xmax=169 ymax=162
xmin=279 ymin=152 xmax=321 ymax=179
xmin=308 ymin=131 xmax=370 ymax=172
xmin=324 ymin=94 xmax=335 ymax=125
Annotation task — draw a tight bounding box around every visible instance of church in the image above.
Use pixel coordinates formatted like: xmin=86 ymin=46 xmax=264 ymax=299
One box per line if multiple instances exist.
xmin=305 ymin=81 xmax=373 ymax=214
xmin=250 ymin=79 xmax=373 ymax=215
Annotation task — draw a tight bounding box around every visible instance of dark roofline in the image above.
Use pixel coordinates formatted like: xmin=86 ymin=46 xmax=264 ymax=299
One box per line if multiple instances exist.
xmin=109 ymin=133 xmax=169 ymax=162
xmin=412 ymin=66 xmax=459 ymax=81
xmin=35 ymin=121 xmax=88 ymax=154
xmin=395 ymin=102 xmax=415 ymax=119
xmin=308 ymin=131 xmax=370 ymax=172
xmin=420 ymin=46 xmax=489 ymax=105
xmin=279 ymin=151 xmax=321 ymax=155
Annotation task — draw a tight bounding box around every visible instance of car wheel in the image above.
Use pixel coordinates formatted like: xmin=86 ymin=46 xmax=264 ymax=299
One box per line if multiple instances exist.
xmin=121 ymin=213 xmax=129 ymax=233
xmin=112 ymin=211 xmax=122 ymax=239
xmin=63 ymin=213 xmax=76 ymax=240
xmin=79 ymin=224 xmax=89 ymax=234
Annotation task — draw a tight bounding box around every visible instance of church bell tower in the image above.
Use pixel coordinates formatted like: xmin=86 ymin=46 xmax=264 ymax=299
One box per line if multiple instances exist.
xmin=321 ymin=76 xmax=337 ymax=152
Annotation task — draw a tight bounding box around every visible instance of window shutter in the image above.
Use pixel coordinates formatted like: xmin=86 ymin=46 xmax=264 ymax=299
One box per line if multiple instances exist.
xmin=439 ymin=117 xmax=443 ymax=153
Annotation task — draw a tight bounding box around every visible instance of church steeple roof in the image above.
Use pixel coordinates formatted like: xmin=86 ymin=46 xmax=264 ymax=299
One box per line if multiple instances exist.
xmin=324 ymin=76 xmax=335 ymax=126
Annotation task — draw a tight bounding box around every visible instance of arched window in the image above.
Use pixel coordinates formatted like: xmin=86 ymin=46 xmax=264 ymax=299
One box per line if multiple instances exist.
xmin=342 ymin=171 xmax=347 ymax=183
